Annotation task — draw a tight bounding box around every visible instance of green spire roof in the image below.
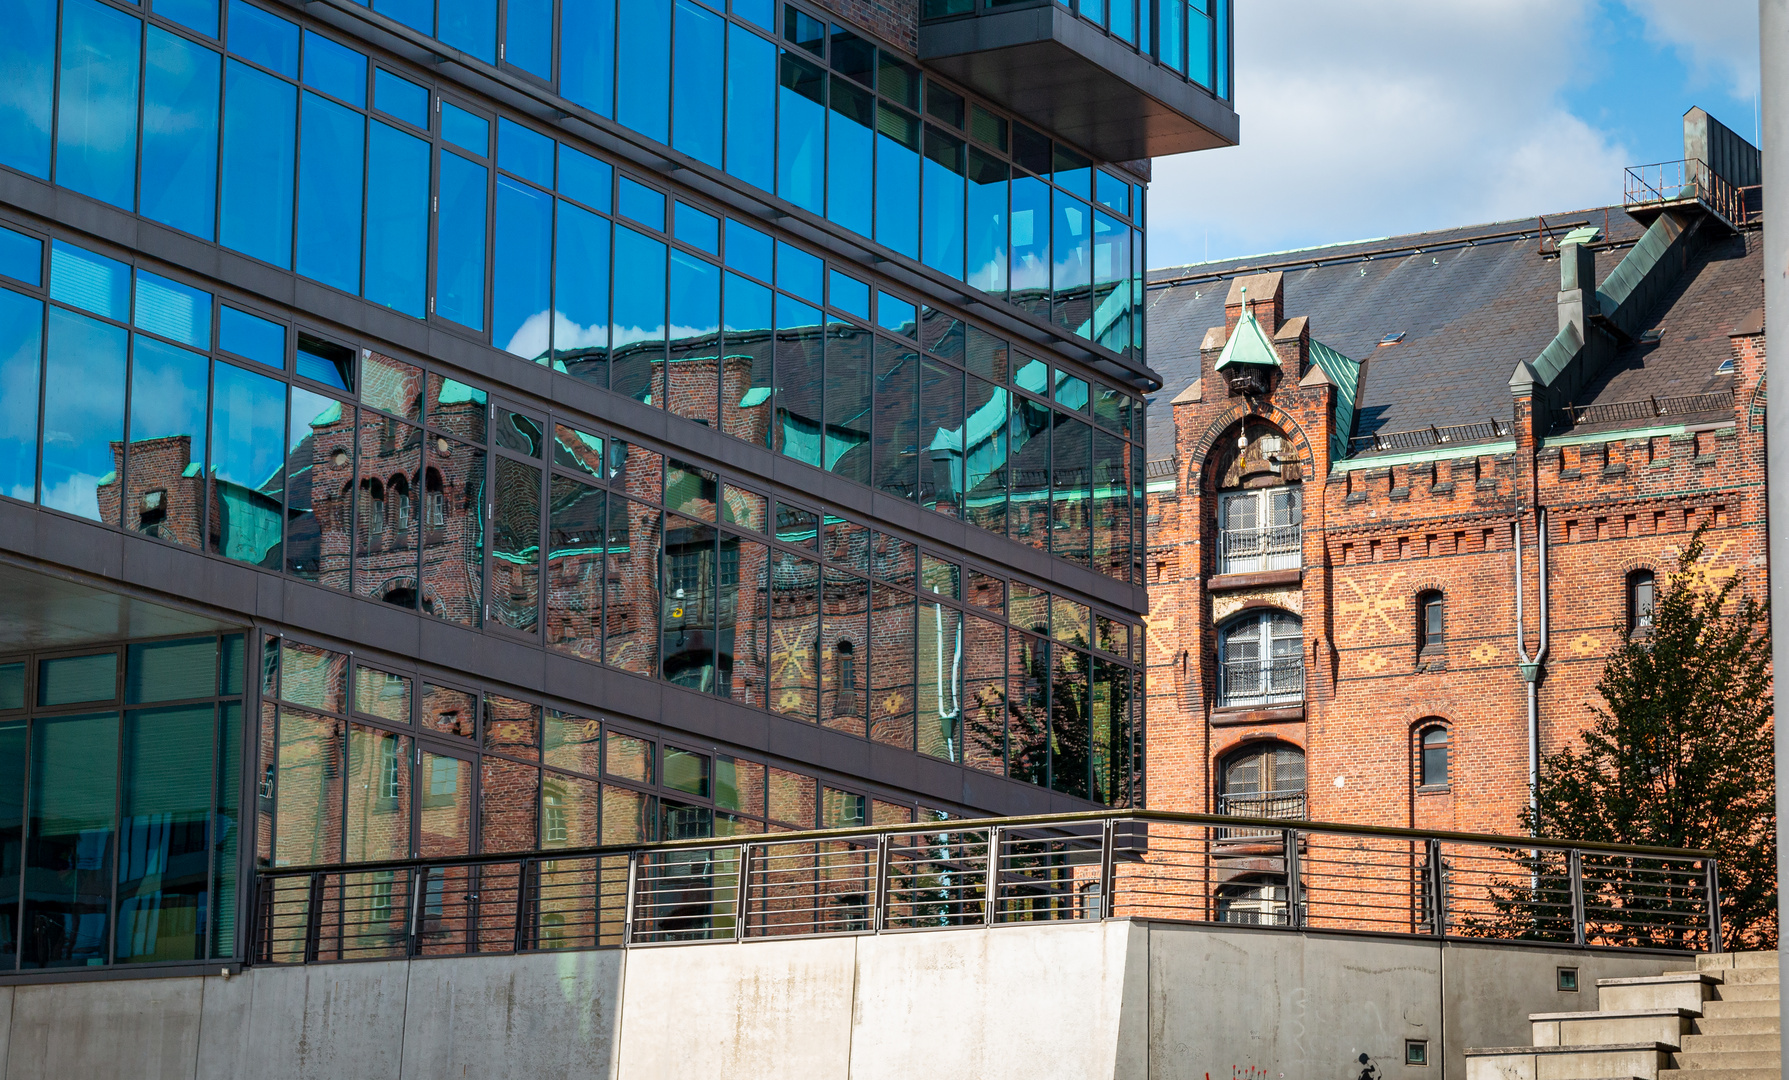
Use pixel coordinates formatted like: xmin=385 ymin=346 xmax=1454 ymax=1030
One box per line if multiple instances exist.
xmin=1213 ymin=306 xmax=1280 ymax=372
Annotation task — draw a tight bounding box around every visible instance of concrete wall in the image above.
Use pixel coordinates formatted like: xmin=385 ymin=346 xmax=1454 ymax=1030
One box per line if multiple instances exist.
xmin=0 ymin=923 xmax=1673 ymax=1080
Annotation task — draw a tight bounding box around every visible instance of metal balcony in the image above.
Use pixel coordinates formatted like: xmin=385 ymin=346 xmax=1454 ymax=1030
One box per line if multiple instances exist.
xmin=1215 ymin=523 xmax=1301 ymax=575
xmin=1216 ymin=657 xmax=1303 ymax=709
xmin=918 ymin=0 xmax=1240 ymax=161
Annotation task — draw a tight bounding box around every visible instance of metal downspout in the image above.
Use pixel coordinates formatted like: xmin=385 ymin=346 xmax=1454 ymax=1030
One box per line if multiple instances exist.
xmin=1514 ymin=511 xmax=1550 ymax=835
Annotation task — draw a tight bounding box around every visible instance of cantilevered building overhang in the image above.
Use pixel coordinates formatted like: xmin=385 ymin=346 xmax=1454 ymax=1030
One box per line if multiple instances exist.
xmin=919 ymin=0 xmax=1241 ymax=161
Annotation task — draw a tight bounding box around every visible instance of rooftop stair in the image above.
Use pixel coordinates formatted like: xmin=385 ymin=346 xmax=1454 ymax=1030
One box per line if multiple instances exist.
xmin=1466 ymin=952 xmax=1780 ymax=1080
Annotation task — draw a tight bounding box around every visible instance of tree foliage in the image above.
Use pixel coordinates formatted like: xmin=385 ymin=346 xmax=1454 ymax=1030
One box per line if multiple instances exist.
xmin=1532 ymin=530 xmax=1777 ymax=948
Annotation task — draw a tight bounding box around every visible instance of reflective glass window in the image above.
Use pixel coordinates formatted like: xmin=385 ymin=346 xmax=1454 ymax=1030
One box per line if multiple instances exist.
xmin=220 ymin=306 xmax=283 ymax=369
xmin=672 ymin=0 xmax=724 ymax=167
xmin=825 ymin=324 xmax=871 ymax=484
xmin=498 ymin=119 xmax=554 ymax=187
xmin=552 ymin=200 xmax=611 ymax=377
xmin=725 ymin=23 xmax=776 ymax=193
xmin=674 ymin=202 xmax=720 ymax=254
xmin=1160 ymin=0 xmax=1184 ymax=73
xmin=558 ymin=146 xmax=612 ymax=211
xmin=619 ymin=177 xmax=666 ymax=231
xmin=117 ymin=704 xmax=213 ymax=962
xmin=605 ymin=731 xmax=653 ymax=783
xmin=125 ymin=337 xmax=208 ymax=546
xmin=141 ymin=28 xmax=221 ymax=241
xmin=545 ymin=477 xmax=604 ymax=661
xmin=0 ymin=720 xmax=20 ymax=965
xmin=22 ymin=712 xmax=119 ymax=968
xmin=373 ymin=68 xmax=428 ymax=128
xmin=436 ymin=151 xmax=489 ymax=331
xmin=922 ymin=130 xmax=967 ymax=280
xmin=371 ymin=0 xmax=432 ymax=34
xmin=919 ymin=359 xmax=963 ymax=517
xmin=295 ymin=334 xmax=353 ymax=391
xmin=1010 ymin=174 xmax=1050 ymax=320
xmin=1092 ymin=210 xmax=1130 ymax=353
xmin=227 ymin=0 xmax=298 ymax=77
xmin=561 ymin=0 xmax=616 ymax=118
xmin=616 ymin=0 xmax=670 ymax=143
xmin=439 ymin=0 xmax=497 ymax=65
xmin=296 ymin=91 xmax=366 ymax=295
xmin=210 ymin=361 xmax=286 ymax=566
xmin=480 ymin=758 xmax=538 ymax=852
xmin=493 ymin=176 xmax=553 ymax=360
xmin=41 ymin=308 xmax=126 ymax=522
xmin=441 ymin=102 xmax=489 ymax=155
xmin=827 ymin=76 xmax=873 ymax=237
xmin=778 ymin=51 xmax=826 ymax=214
xmin=490 ymin=457 xmax=541 ymax=632
xmin=876 ymin=292 xmax=915 ymax=337
xmin=0 ymin=289 xmax=43 ymax=503
xmin=967 ymin=150 xmax=1008 ymax=297
xmin=0 ymin=0 xmax=57 ymax=179
xmin=773 ymin=295 xmax=823 ymax=466
xmin=221 ymin=60 xmax=297 ymax=268
xmin=611 ymin=228 xmax=667 ymax=405
xmin=733 ymin=0 xmax=773 ymax=30
xmin=724 ymin=219 xmax=773 ymax=281
xmin=872 ymin=335 xmax=916 ymax=501
xmin=133 ymin=272 xmax=211 ymax=350
xmin=422 ymin=433 xmax=485 ymax=626
xmin=0 ymin=666 xmax=21 ymax=710
xmin=505 ymin=0 xmax=552 ymax=79
xmin=1096 ymin=169 xmax=1130 ymax=216
xmin=57 ymin=0 xmax=142 ymax=210
xmin=1053 ymin=193 xmax=1092 ymax=336
xmin=1190 ymin=2 xmax=1214 ymax=89
xmin=39 ymin=653 xmax=118 ymax=706
xmin=876 ymin=104 xmax=921 ymax=259
xmin=366 ymin=121 xmax=430 ymax=319
xmin=828 ymin=270 xmax=869 ymax=321
xmin=302 ymin=30 xmax=365 ymax=106
xmin=964 ymin=374 xmax=1006 ymax=535
xmin=0 ymin=229 xmax=42 ymax=288
xmin=49 ymin=242 xmax=128 ymax=322
xmin=776 ymin=243 xmax=823 ymax=305
xmin=720 ymin=272 xmax=772 ymax=444
xmin=667 ymin=251 xmax=721 ymax=427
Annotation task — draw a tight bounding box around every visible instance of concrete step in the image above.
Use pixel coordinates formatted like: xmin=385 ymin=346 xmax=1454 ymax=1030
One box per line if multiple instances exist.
xmin=1530 ymin=1010 xmax=1693 ymax=1049
xmin=1708 ymin=982 xmax=1779 ymax=1002
xmin=1710 ymin=967 xmax=1780 ymax=987
xmin=1698 ymin=998 xmax=1781 ymax=1020
xmin=1598 ymin=973 xmax=1718 ymax=1013
xmin=1677 ymin=1032 xmax=1781 ymax=1053
xmin=1690 ymin=1014 xmax=1780 ymax=1037
xmin=1466 ymin=1042 xmax=1669 ymax=1080
xmin=1667 ymin=1049 xmax=1783 ymax=1070
xmin=1658 ymin=1071 xmax=1781 ymax=1080
xmin=1696 ymin=951 xmax=1778 ymax=972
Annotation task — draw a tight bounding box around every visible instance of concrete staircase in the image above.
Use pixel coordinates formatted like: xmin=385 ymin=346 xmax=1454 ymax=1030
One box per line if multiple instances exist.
xmin=1465 ymin=952 xmax=1780 ymax=1080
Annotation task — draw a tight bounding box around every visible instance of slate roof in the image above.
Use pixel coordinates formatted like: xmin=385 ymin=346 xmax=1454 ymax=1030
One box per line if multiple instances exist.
xmin=1137 ymin=206 xmax=1741 ymax=459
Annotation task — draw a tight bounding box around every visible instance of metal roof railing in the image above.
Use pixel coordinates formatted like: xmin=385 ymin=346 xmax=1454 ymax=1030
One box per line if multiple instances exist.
xmin=1348 ymin=419 xmax=1512 ymax=457
xmin=252 ymin=810 xmax=1723 ymax=964
xmin=1624 ymin=159 xmax=1756 ymax=229
xmin=1558 ymin=390 xmax=1736 ymax=432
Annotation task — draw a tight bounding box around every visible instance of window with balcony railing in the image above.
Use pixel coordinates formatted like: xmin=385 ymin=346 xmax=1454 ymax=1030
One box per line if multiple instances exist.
xmin=1216 ymin=610 xmax=1303 ymax=708
xmin=1216 ymin=742 xmax=1306 ymax=838
xmin=1217 ymin=488 xmax=1301 ymax=575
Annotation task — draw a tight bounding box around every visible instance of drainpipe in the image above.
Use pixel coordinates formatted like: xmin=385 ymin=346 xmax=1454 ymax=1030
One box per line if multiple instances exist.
xmin=1513 ymin=510 xmax=1550 ymax=835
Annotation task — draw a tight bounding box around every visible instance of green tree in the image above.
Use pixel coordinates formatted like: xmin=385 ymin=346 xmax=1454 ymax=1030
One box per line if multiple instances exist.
xmin=1532 ymin=530 xmax=1777 ymax=949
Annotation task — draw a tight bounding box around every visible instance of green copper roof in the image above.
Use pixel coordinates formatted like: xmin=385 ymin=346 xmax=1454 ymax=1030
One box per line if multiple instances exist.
xmin=1309 ymin=339 xmax=1361 ymax=463
xmin=1213 ymin=310 xmax=1280 ymax=371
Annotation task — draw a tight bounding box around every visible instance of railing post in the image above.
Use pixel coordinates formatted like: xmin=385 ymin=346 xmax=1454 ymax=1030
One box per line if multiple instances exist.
xmin=304 ymin=872 xmax=325 ymax=963
xmin=621 ymin=850 xmax=639 ymax=946
xmin=983 ymin=826 xmax=1001 ymax=925
xmin=1097 ymin=819 xmax=1118 ymax=921
xmin=1704 ymin=860 xmax=1724 ymax=953
xmin=409 ymin=867 xmax=429 ymax=957
xmin=735 ymin=843 xmax=752 ymax=942
xmin=1568 ymin=849 xmax=1586 ymax=947
xmin=1281 ymin=828 xmax=1302 ymax=928
xmin=1425 ymin=838 xmax=1446 ymax=938
xmin=513 ymin=859 xmax=533 ymax=954
xmin=872 ymin=833 xmax=891 ymax=932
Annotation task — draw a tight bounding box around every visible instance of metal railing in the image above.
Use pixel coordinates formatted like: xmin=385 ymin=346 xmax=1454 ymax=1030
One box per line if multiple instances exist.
xmin=1348 ymin=419 xmax=1512 ymax=456
xmin=252 ymin=811 xmax=1721 ymax=965
xmin=1216 ymin=657 xmax=1304 ymax=708
xmin=1624 ymin=159 xmax=1754 ymax=228
xmin=1216 ymin=790 xmax=1307 ymax=838
xmin=1558 ymin=390 xmax=1735 ymax=431
xmin=1216 ymin=524 xmax=1301 ymax=575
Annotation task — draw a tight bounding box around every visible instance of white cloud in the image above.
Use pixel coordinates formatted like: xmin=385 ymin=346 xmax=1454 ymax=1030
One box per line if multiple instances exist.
xmin=1620 ymin=0 xmax=1760 ymax=98
xmin=1148 ymin=0 xmax=1632 ymax=267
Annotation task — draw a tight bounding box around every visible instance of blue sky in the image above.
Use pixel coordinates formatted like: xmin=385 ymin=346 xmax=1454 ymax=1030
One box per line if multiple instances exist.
xmin=1146 ymin=0 xmax=1762 ymax=269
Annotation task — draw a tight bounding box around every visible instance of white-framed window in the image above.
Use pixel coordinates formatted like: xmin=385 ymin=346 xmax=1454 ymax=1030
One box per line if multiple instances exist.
xmin=1217 ymin=487 xmax=1302 ymax=574
xmin=1217 ymin=610 xmax=1303 ymax=707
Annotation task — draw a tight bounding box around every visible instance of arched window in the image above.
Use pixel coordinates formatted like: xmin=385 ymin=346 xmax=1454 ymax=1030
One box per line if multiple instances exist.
xmin=833 ymin=641 xmax=859 ymax=717
xmin=1216 ymin=610 xmax=1303 ymax=707
xmin=1214 ymin=420 xmax=1303 ymax=575
xmin=1628 ymin=570 xmax=1656 ymax=634
xmin=1218 ymin=741 xmax=1306 ymax=820
xmin=1418 ymin=724 xmax=1450 ymax=788
xmin=1416 ymin=590 xmax=1444 ymax=658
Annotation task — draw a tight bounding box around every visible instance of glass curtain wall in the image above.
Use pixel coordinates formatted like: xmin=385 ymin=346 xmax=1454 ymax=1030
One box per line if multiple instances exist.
xmin=0 ymin=0 xmax=1149 ymax=357
xmin=0 ymin=635 xmax=246 ymax=971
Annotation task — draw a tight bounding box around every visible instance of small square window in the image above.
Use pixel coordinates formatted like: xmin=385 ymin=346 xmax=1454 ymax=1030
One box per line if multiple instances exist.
xmin=1405 ymin=1040 xmax=1428 ymax=1067
xmin=1557 ymin=967 xmax=1578 ymax=992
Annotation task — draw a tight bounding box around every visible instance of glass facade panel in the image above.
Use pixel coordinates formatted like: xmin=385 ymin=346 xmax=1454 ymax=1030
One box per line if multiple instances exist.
xmin=672 ymin=0 xmax=724 ymax=167
xmin=41 ymin=307 xmax=126 ymax=523
xmin=0 ymin=289 xmax=41 ymax=503
xmin=220 ymin=60 xmax=296 ymax=268
xmin=436 ymin=151 xmax=489 ymax=332
xmin=142 ymin=28 xmax=220 ymax=241
xmin=210 ymin=360 xmax=286 ymax=567
xmin=58 ymin=0 xmax=142 ymax=211
xmin=22 ymin=712 xmax=119 ymax=967
xmin=365 ymin=121 xmax=430 ymax=318
xmin=616 ymin=0 xmax=670 ymax=144
xmin=116 ymin=704 xmax=213 ymax=962
xmin=493 ymin=177 xmax=554 ymax=360
xmin=0 ymin=0 xmax=58 ymax=180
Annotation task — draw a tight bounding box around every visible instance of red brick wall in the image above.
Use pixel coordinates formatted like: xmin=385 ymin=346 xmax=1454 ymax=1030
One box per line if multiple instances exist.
xmin=810 ymin=0 xmax=919 ymax=53
xmin=1145 ymin=283 xmax=1768 ymax=839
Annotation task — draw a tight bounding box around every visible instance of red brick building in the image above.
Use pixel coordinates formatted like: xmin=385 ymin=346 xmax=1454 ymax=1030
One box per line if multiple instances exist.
xmin=1141 ymin=112 xmax=1766 ymax=920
